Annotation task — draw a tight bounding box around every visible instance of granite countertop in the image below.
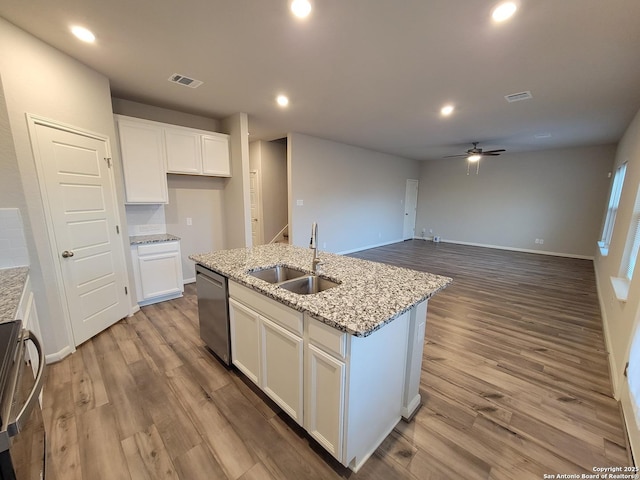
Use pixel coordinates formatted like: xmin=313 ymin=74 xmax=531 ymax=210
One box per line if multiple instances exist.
xmin=190 ymin=244 xmax=452 ymax=337
xmin=0 ymin=267 xmax=29 ymax=323
xmin=129 ymin=233 xmax=181 ymax=245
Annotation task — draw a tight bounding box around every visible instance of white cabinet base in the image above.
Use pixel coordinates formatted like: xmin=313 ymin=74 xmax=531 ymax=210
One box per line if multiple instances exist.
xmin=131 ymin=241 xmax=184 ymax=306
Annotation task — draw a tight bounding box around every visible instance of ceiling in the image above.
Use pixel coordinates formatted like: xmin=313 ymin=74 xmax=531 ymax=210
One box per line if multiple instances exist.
xmin=1 ymin=0 xmax=640 ymax=160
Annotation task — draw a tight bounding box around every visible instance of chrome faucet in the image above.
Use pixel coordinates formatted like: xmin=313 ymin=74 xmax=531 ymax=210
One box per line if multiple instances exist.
xmin=310 ymin=222 xmax=321 ymax=273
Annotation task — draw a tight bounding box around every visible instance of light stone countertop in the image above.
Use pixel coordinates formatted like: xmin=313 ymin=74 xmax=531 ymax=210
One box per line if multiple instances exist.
xmin=0 ymin=267 xmax=29 ymax=323
xmin=129 ymin=233 xmax=181 ymax=245
xmin=190 ymin=244 xmax=452 ymax=337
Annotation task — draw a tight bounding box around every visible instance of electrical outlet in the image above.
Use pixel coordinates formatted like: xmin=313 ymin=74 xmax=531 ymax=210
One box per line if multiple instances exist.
xmin=539 ymin=239 xmax=544 ymax=245
xmin=535 ymin=238 xmax=540 ymax=244
xmin=296 ymin=199 xmax=304 ymax=206
xmin=186 ymin=217 xmax=192 ymax=226
xmin=429 ymin=228 xmax=433 ymax=234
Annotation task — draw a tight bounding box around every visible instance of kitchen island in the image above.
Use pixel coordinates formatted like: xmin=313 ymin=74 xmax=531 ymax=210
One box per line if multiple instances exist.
xmin=190 ymin=244 xmax=451 ymax=471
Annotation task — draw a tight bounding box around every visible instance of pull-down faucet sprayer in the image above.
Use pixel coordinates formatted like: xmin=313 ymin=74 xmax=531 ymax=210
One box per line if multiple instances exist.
xmin=310 ymin=222 xmax=320 ymax=273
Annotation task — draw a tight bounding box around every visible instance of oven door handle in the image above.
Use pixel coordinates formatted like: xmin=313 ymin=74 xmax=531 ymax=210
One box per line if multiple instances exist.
xmin=8 ymin=330 xmax=46 ymax=437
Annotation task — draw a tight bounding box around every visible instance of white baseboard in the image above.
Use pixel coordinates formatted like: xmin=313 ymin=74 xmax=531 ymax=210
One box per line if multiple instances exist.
xmin=422 ymin=238 xmax=595 ymax=260
xmin=45 ymin=345 xmax=74 ymax=364
xmin=183 ymin=277 xmax=196 ymax=284
xmin=337 ymin=238 xmax=405 ymax=255
xmin=129 ymin=304 xmax=140 ymax=317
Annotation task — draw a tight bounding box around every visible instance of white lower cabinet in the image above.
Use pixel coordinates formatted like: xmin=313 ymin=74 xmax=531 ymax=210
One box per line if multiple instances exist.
xmin=131 ymin=241 xmax=184 ymax=306
xmin=229 ymin=298 xmax=261 ymax=384
xmin=229 ymin=282 xmax=304 ymax=424
xmin=305 ymin=343 xmax=345 ymax=457
xmin=16 ymin=275 xmax=43 ymax=380
xmin=227 ymin=280 xmax=415 ymax=472
xmin=260 ymin=317 xmax=303 ymax=423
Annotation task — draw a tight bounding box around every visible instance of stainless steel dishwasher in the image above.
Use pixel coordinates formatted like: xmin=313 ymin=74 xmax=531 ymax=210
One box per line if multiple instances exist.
xmin=195 ymin=264 xmax=231 ymax=365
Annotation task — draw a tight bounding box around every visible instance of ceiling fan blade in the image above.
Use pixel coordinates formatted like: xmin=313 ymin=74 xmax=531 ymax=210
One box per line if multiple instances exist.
xmin=443 ymin=154 xmax=468 ymax=158
xmin=481 ymin=153 xmax=502 ymax=156
xmin=482 ymin=149 xmax=506 ymax=154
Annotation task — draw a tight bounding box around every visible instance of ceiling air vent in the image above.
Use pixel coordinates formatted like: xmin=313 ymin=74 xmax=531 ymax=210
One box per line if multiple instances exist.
xmin=505 ymin=91 xmax=533 ymax=103
xmin=168 ymin=73 xmax=203 ymax=89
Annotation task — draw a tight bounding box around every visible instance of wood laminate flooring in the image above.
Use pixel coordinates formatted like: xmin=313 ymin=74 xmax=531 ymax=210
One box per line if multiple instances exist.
xmin=42 ymin=240 xmax=630 ymax=479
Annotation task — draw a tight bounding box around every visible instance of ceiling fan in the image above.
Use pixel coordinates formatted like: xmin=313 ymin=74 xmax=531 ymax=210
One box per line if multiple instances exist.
xmin=444 ymin=142 xmax=506 ymax=161
xmin=443 ymin=142 xmax=506 ymax=175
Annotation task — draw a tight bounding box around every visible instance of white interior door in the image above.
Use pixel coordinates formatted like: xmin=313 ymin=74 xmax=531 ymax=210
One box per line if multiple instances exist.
xmin=403 ymin=179 xmax=419 ymax=240
xmin=250 ymin=170 xmax=263 ymax=245
xmin=32 ymin=120 xmax=129 ymax=346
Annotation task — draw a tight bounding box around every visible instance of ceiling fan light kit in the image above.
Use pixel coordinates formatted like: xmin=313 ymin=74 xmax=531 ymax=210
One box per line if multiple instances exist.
xmin=443 ymin=142 xmax=506 ymax=175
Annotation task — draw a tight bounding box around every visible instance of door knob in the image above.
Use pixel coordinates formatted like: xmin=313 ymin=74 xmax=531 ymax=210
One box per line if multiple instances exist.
xmin=61 ymin=250 xmax=74 ymax=258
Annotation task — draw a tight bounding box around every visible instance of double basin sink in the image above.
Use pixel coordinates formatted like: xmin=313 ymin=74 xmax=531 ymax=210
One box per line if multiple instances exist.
xmin=248 ymin=265 xmax=340 ymax=295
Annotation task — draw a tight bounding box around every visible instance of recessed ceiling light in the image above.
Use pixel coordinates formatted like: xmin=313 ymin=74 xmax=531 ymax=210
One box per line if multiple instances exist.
xmin=276 ymin=95 xmax=289 ymax=107
xmin=492 ymin=2 xmax=517 ymax=22
xmin=440 ymin=104 xmax=454 ymax=116
xmin=70 ymin=25 xmax=96 ymax=43
xmin=291 ymin=0 xmax=312 ymax=19
xmin=535 ymin=133 xmax=552 ymax=139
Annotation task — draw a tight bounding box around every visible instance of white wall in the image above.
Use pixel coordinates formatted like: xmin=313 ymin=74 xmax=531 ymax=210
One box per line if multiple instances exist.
xmin=249 ymin=140 xmax=288 ymax=244
xmin=112 ymin=97 xmax=220 ymax=131
xmin=416 ymin=145 xmax=615 ymax=258
xmin=288 ymin=133 xmax=420 ymax=253
xmin=594 ymin=107 xmax=640 ymax=461
xmin=595 ymin=109 xmax=640 ymax=391
xmin=221 ymin=113 xmax=251 ymax=249
xmin=166 ymin=175 xmax=226 ymax=282
xmin=0 ymin=18 xmax=132 ymax=356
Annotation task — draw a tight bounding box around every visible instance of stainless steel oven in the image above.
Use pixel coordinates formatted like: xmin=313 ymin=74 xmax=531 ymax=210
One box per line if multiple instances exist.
xmin=0 ymin=320 xmax=47 ymax=480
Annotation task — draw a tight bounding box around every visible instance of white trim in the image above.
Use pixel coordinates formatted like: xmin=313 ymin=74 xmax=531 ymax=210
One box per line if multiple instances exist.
xmin=337 ymin=239 xmax=405 ymax=255
xmin=183 ymin=277 xmax=196 ymax=284
xmin=611 ymin=276 xmax=630 ymax=302
xmin=129 ymin=304 xmax=141 ymax=317
xmin=45 ymin=345 xmax=74 ymax=364
xmin=594 ymin=262 xmax=619 ymax=398
xmin=431 ymin=238 xmax=595 ymax=260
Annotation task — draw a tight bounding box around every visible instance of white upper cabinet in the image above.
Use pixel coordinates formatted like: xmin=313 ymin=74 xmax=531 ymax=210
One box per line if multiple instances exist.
xmin=201 ymin=133 xmax=231 ymax=176
xmin=165 ymin=128 xmax=201 ymax=174
xmin=116 ymin=116 xmax=168 ymax=204
xmin=116 ymin=115 xmax=232 ymax=204
xmin=165 ymin=126 xmax=231 ymax=177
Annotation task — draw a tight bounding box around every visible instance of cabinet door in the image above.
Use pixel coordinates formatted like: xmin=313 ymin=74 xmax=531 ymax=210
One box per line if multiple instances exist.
xmin=201 ymin=134 xmax=231 ymax=177
xmin=229 ymin=299 xmax=261 ymax=384
xmin=305 ymin=344 xmax=345 ymax=460
xmin=165 ymin=128 xmax=201 ymax=174
xmin=260 ymin=316 xmax=303 ymax=424
xmin=117 ymin=118 xmax=168 ymax=203
xmin=138 ymin=252 xmax=183 ymax=300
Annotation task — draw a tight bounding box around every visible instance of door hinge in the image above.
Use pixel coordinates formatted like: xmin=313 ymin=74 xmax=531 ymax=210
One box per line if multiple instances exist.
xmin=125 ymin=286 xmax=128 ymax=295
xmin=116 ymin=225 xmax=120 ymax=234
xmin=625 ymin=361 xmax=629 ymax=378
xmin=104 ymin=157 xmax=112 ymax=168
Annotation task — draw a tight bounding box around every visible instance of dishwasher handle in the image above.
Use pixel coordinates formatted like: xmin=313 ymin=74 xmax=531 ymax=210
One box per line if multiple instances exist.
xmin=197 ymin=271 xmax=224 ymax=289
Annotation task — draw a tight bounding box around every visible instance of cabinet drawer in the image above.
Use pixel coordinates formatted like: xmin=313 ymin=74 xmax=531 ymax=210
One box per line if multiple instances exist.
xmin=307 ymin=316 xmax=347 ymax=360
xmin=230 ymin=281 xmax=303 ymax=335
xmin=137 ymin=241 xmax=179 ymax=256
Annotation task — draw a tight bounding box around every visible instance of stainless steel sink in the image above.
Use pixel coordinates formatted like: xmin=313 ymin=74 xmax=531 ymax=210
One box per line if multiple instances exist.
xmin=248 ymin=265 xmax=308 ymax=284
xmin=278 ymin=275 xmax=340 ymax=295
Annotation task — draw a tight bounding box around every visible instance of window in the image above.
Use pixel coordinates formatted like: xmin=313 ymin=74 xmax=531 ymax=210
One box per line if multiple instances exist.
xmin=623 ymin=186 xmax=640 ymax=281
xmin=600 ymin=162 xmax=627 ymax=254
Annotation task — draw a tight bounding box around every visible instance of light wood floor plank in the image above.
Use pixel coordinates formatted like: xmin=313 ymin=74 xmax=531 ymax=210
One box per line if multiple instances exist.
xmin=42 ymin=240 xmax=630 ymax=479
